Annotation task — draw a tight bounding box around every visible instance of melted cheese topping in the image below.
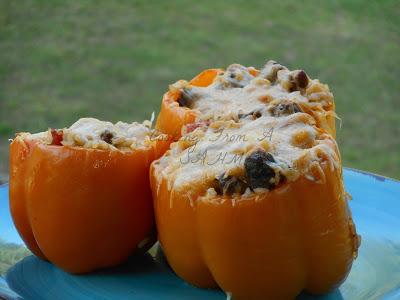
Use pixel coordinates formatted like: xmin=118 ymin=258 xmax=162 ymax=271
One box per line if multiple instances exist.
xmin=20 ymin=117 xmax=159 ymax=151
xmin=154 ymin=113 xmax=340 ymax=196
xmin=170 ymin=62 xmax=334 ymax=123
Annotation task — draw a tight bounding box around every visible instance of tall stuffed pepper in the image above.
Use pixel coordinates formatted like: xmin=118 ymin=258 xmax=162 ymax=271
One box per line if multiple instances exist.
xmin=151 ymin=60 xmax=360 ymax=299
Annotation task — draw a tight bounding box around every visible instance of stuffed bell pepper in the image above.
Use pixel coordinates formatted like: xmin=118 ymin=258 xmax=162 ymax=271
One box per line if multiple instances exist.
xmin=151 ymin=61 xmax=360 ymax=299
xmin=9 ymin=117 xmax=170 ymax=273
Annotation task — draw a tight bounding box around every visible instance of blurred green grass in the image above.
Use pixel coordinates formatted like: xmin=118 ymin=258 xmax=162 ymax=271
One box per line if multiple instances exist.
xmin=0 ymin=239 xmax=30 ymax=275
xmin=0 ymin=0 xmax=399 ymax=182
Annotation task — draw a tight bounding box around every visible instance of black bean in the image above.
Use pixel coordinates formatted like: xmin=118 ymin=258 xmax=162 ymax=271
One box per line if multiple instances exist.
xmin=253 ymin=111 xmax=262 ymax=118
xmin=296 ymin=70 xmax=309 ymax=88
xmin=177 ymin=88 xmax=195 ymax=108
xmin=244 ymin=150 xmax=277 ymax=189
xmin=270 ymin=102 xmax=302 ymax=116
xmin=260 ymin=60 xmax=287 ymax=82
xmin=292 ymin=102 xmax=302 ymax=113
xmin=238 ymin=110 xmax=263 ymax=119
xmin=221 ymin=64 xmax=253 ymax=88
xmin=289 ymin=70 xmax=309 ymax=92
xmin=215 ymin=174 xmax=248 ymax=195
xmin=100 ymin=130 xmax=114 ymax=144
xmin=225 ymin=72 xmax=246 ymax=88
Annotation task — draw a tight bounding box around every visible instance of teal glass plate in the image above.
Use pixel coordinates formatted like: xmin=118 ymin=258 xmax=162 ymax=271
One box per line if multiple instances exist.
xmin=0 ymin=168 xmax=399 ymax=300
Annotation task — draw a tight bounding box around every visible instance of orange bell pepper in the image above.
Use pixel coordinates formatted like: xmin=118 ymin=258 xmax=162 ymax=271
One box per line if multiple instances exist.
xmin=150 ymin=152 xmax=360 ymax=300
xmin=155 ymin=67 xmax=336 ymax=140
xmin=155 ymin=68 xmax=222 ymax=140
xmin=9 ymin=135 xmax=170 ymax=273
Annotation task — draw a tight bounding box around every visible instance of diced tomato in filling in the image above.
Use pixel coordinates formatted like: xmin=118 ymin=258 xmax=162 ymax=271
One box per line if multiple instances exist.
xmin=50 ymin=129 xmax=63 ymax=145
xmin=185 ymin=120 xmax=210 ymax=133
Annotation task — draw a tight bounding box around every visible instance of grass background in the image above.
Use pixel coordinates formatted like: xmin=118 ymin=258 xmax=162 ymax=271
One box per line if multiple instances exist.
xmin=0 ymin=0 xmax=399 ymax=183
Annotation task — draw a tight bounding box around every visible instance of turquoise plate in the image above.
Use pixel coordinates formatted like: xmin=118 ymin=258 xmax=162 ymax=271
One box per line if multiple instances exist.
xmin=1 ymin=168 xmax=399 ymax=300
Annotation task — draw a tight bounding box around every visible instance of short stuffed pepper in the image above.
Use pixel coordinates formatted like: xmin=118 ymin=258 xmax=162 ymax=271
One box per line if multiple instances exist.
xmin=9 ymin=118 xmax=170 ymax=273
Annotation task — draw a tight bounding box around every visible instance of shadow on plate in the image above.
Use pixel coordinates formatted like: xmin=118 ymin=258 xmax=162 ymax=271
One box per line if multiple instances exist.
xmin=5 ymin=251 xmax=346 ymax=300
